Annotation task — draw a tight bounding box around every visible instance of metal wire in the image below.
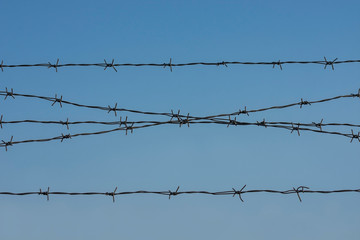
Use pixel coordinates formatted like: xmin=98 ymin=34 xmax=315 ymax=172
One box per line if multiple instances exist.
xmin=1 ymin=117 xmax=359 ymax=129
xmin=0 ymin=186 xmax=359 ymax=202
xmin=1 ymin=88 xmax=359 ymax=120
xmin=0 ymin=57 xmax=359 ymax=72
xmin=1 ymin=118 xmax=359 ymax=150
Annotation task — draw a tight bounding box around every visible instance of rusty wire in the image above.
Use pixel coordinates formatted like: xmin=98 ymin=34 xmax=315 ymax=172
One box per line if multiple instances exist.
xmin=1 ymin=88 xmax=359 ymax=121
xmin=0 ymin=58 xmax=360 ymax=72
xmin=0 ymin=186 xmax=359 ymax=202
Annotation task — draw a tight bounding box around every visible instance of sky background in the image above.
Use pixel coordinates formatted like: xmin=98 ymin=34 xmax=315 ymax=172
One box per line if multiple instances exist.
xmin=0 ymin=1 xmax=359 ymax=239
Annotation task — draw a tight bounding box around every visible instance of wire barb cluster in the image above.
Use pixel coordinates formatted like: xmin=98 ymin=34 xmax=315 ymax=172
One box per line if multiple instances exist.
xmin=0 ymin=58 xmax=359 ymax=72
xmin=1 ymin=186 xmax=359 ymax=203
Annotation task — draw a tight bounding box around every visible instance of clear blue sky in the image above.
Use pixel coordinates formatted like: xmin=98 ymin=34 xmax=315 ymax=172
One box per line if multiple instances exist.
xmin=0 ymin=1 xmax=359 ymax=239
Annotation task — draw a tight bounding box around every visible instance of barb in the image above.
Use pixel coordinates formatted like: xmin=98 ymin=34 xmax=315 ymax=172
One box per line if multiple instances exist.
xmin=323 ymin=57 xmax=338 ymax=70
xmin=232 ymin=184 xmax=247 ymax=202
xmin=168 ymin=186 xmax=180 ymax=199
xmin=108 ymin=103 xmax=118 ymax=117
xmin=1 ymin=186 xmax=359 ymax=202
xmin=39 ymin=187 xmax=50 ymax=201
xmin=1 ymin=89 xmax=359 ymax=121
xmin=256 ymin=118 xmax=267 ymax=128
xmin=1 ymin=136 xmax=13 ymax=151
xmin=51 ymin=94 xmax=63 ymax=108
xmin=104 ymin=59 xmax=117 ymax=72
xmin=312 ymin=119 xmax=324 ymax=131
xmin=291 ymin=123 xmax=301 ymax=136
xmin=163 ymin=58 xmax=173 ymax=72
xmin=60 ymin=118 xmax=70 ymax=130
xmin=1 ymin=58 xmax=359 ymax=71
xmin=300 ymin=98 xmax=311 ymax=108
xmin=293 ymin=186 xmax=309 ymax=202
xmin=272 ymin=60 xmax=282 ymax=70
xmin=350 ymin=130 xmax=360 ymax=143
xmin=48 ymin=59 xmax=59 ymax=72
xmin=60 ymin=133 xmax=71 ymax=142
xmin=4 ymin=87 xmax=15 ymax=100
xmin=105 ymin=187 xmax=118 ymax=202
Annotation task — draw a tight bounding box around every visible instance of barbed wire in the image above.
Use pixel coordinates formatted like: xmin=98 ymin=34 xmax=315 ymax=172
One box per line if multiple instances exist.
xmin=1 ymin=118 xmax=359 ymax=150
xmin=1 ymin=114 xmax=359 ymax=134
xmin=0 ymin=58 xmax=359 ymax=72
xmin=1 ymin=186 xmax=359 ymax=202
xmin=1 ymin=88 xmax=359 ymax=121
xmin=1 ymin=116 xmax=359 ymax=130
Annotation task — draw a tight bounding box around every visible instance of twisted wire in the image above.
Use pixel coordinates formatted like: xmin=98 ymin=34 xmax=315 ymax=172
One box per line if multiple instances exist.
xmin=1 ymin=186 xmax=359 ymax=202
xmin=1 ymin=119 xmax=358 ymax=150
xmin=1 ymin=58 xmax=359 ymax=72
xmin=1 ymin=89 xmax=359 ymax=120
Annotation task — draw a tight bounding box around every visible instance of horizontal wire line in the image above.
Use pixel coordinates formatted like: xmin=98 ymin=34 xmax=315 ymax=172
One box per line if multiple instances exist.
xmin=0 ymin=187 xmax=359 ymax=202
xmin=1 ymin=119 xmax=358 ymax=150
xmin=0 ymin=58 xmax=359 ymax=72
xmin=1 ymin=118 xmax=360 ymax=128
xmin=1 ymin=89 xmax=359 ymax=120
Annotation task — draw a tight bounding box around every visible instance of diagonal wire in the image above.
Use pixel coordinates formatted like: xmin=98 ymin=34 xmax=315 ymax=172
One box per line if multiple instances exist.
xmin=1 ymin=89 xmax=359 ymax=120
xmin=1 ymin=119 xmax=359 ymax=150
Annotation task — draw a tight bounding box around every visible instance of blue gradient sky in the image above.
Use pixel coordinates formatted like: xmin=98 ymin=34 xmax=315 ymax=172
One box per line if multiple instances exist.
xmin=0 ymin=1 xmax=359 ymax=239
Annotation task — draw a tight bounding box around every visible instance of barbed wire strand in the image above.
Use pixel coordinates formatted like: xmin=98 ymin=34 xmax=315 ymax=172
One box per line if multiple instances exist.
xmin=1 ymin=88 xmax=359 ymax=120
xmin=1 ymin=58 xmax=359 ymax=72
xmin=0 ymin=186 xmax=359 ymax=202
xmin=1 ymin=117 xmax=358 ymax=129
xmin=1 ymin=119 xmax=359 ymax=150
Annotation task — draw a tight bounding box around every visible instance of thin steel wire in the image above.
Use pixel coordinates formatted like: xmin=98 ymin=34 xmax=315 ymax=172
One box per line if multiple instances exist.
xmin=0 ymin=186 xmax=359 ymax=202
xmin=1 ymin=119 xmax=359 ymax=150
xmin=1 ymin=89 xmax=359 ymax=120
xmin=1 ymin=118 xmax=359 ymax=129
xmin=0 ymin=58 xmax=359 ymax=72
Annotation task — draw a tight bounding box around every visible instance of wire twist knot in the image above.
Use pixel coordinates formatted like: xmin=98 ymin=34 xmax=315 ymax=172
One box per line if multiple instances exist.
xmin=60 ymin=118 xmax=70 ymax=130
xmin=232 ymin=184 xmax=246 ymax=202
xmin=125 ymin=122 xmax=134 ymax=135
xmin=350 ymin=130 xmax=360 ymax=143
xmin=39 ymin=187 xmax=50 ymax=201
xmin=1 ymin=136 xmax=13 ymax=151
xmin=104 ymin=59 xmax=117 ymax=72
xmin=108 ymin=103 xmax=118 ymax=117
xmin=256 ymin=118 xmax=267 ymax=128
xmin=168 ymin=186 xmax=180 ymax=199
xmin=351 ymin=89 xmax=360 ymax=98
xmin=312 ymin=119 xmax=324 ymax=131
xmin=4 ymin=87 xmax=15 ymax=100
xmin=227 ymin=116 xmax=238 ymax=127
xmin=293 ymin=186 xmax=309 ymax=202
xmin=217 ymin=61 xmax=228 ymax=67
xmin=61 ymin=134 xmax=71 ymax=142
xmin=323 ymin=57 xmax=338 ymax=70
xmin=272 ymin=60 xmax=282 ymax=70
xmin=48 ymin=59 xmax=59 ymax=72
xmin=105 ymin=187 xmax=118 ymax=202
xmin=52 ymin=94 xmax=63 ymax=108
xmin=300 ymin=98 xmax=311 ymax=108
xmin=163 ymin=58 xmax=173 ymax=72
xmin=237 ymin=106 xmax=249 ymax=116
xmin=291 ymin=123 xmax=301 ymax=136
